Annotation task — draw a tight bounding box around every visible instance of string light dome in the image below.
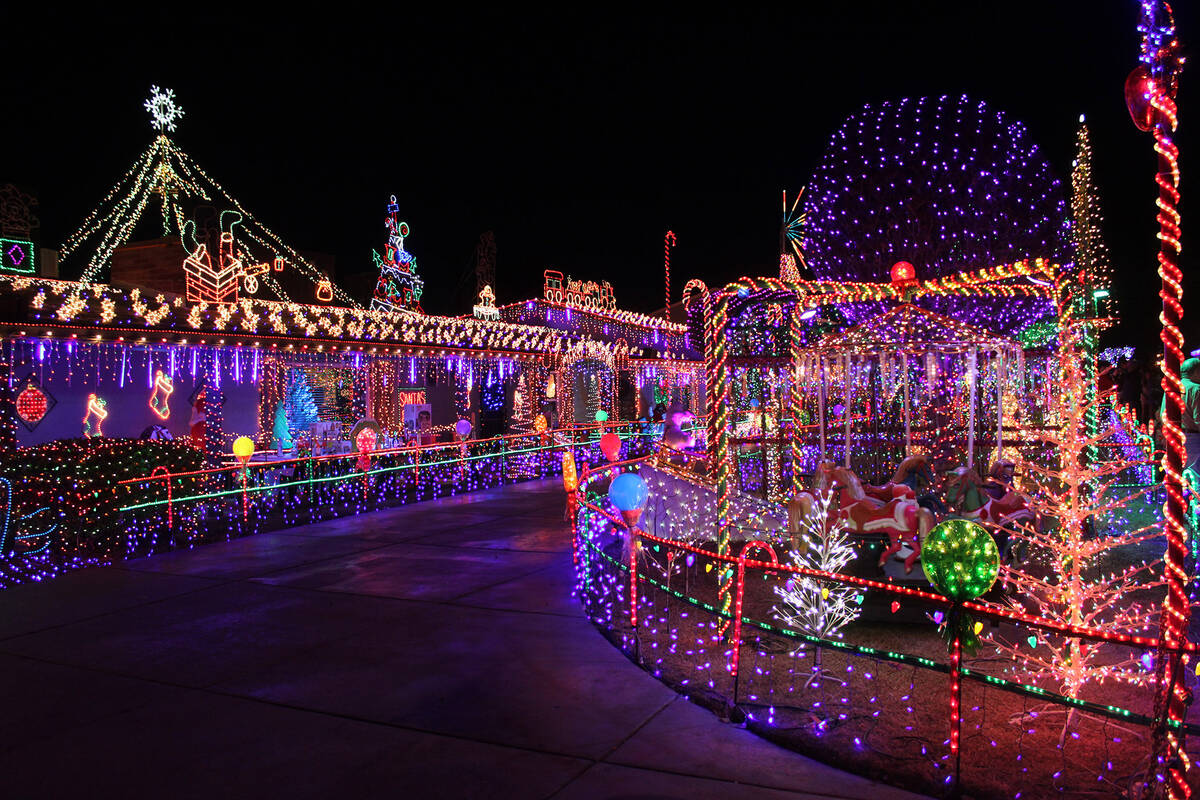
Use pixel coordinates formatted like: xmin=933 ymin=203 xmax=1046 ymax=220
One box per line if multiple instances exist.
xmin=803 ymin=94 xmax=1067 ymax=333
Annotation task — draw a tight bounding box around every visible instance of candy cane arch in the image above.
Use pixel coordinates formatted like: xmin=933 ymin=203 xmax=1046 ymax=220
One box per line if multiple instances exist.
xmin=1131 ymin=3 xmax=1190 ymax=797
xmin=664 ymin=230 xmax=676 ymax=320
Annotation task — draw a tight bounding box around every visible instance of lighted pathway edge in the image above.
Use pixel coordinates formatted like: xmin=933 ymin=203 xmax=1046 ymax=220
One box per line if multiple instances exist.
xmin=0 ymin=479 xmax=930 ymax=799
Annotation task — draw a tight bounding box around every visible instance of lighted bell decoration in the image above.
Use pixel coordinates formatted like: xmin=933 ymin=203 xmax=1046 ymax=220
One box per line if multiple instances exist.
xmin=608 ymin=472 xmax=649 ymax=529
xmin=454 ymin=418 xmax=473 ymax=438
xmin=599 ymin=432 xmax=622 ymax=462
xmin=1124 ymin=65 xmax=1156 ymax=132
xmin=232 ymin=436 xmax=256 ymax=461
xmin=594 ymin=409 xmax=609 ymax=423
xmin=561 ymin=450 xmax=578 ymax=492
xmin=922 ymin=519 xmax=1000 ymax=601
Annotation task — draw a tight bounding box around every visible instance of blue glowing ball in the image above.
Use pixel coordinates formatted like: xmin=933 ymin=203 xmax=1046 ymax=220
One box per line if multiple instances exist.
xmin=609 ymin=472 xmax=649 ymax=512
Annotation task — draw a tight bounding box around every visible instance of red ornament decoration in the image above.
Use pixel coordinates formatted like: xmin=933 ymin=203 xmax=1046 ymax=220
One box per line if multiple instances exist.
xmin=890 ymin=260 xmax=916 ymax=285
xmin=1124 ymin=65 xmax=1157 ymax=132
xmin=15 ymin=376 xmax=54 ymax=431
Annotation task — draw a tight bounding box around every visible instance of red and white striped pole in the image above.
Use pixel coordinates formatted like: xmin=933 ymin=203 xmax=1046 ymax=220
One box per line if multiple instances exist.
xmin=664 ymin=230 xmax=676 ymax=320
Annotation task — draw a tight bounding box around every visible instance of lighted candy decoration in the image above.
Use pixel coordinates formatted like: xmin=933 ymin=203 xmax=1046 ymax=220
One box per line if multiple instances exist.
xmin=599 ymin=432 xmax=622 ymax=462
xmin=609 ymin=472 xmax=649 ymax=529
xmin=454 ymin=419 xmax=473 ymax=439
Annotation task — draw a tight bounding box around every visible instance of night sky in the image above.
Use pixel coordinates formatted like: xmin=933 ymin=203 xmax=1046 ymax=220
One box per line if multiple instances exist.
xmin=5 ymin=3 xmax=1196 ymax=353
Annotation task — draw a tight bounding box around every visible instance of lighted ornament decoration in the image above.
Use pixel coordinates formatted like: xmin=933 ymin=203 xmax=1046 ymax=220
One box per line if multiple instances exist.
xmin=599 ymin=432 xmax=622 ymax=462
xmin=144 ymin=85 xmax=185 ymax=132
xmin=890 ymin=260 xmax=916 ymax=285
xmin=350 ymin=419 xmax=382 ymax=453
xmin=922 ymin=518 xmax=999 ymax=661
xmin=0 ymin=238 xmax=35 ymax=275
xmin=14 ymin=375 xmax=55 ymax=432
xmin=922 ymin=519 xmax=999 ymax=601
xmin=82 ymin=394 xmax=108 ymax=438
xmin=803 ymin=94 xmax=1066 ymax=332
xmin=149 ymin=370 xmax=174 ymax=420
xmin=594 ymin=409 xmax=609 ymax=423
xmin=454 ymin=419 xmax=473 ymax=439
xmin=533 ymin=414 xmax=548 ymax=434
xmin=608 ymin=472 xmax=649 ymax=529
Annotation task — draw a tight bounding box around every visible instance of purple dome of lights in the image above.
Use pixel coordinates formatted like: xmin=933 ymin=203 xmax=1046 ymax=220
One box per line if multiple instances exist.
xmin=803 ymin=95 xmax=1067 ymax=333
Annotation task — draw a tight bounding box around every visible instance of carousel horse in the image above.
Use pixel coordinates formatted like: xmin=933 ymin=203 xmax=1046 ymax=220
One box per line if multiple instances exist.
xmin=943 ymin=464 xmax=1035 ymax=528
xmin=812 ymin=462 xmax=932 ymax=573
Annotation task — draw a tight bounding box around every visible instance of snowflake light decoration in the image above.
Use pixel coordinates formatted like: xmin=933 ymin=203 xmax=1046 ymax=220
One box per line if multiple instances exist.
xmin=144 ymin=86 xmax=185 ymax=133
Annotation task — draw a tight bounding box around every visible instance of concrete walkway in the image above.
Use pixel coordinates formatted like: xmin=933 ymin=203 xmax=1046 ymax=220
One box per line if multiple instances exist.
xmin=0 ymin=480 xmax=929 ymax=799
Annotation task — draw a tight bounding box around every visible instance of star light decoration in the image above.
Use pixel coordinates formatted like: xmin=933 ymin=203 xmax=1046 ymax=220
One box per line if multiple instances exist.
xmin=144 ymin=86 xmax=185 ymax=133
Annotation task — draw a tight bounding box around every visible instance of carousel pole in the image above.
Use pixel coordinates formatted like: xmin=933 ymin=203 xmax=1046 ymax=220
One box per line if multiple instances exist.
xmin=818 ymin=356 xmax=827 ymax=461
xmin=843 ymin=354 xmax=853 ymax=468
xmin=966 ymin=347 xmax=977 ymax=470
xmin=901 ymin=351 xmax=911 ymax=456
xmin=996 ymin=350 xmax=1005 ymax=458
xmin=790 ymin=311 xmax=804 ymax=496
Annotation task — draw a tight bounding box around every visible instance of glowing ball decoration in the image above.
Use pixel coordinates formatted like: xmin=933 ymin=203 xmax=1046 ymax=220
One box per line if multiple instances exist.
xmin=534 ymin=414 xmax=548 ymax=434
xmin=803 ymin=94 xmax=1066 ymax=333
xmin=454 ymin=419 xmax=473 ymax=438
xmin=921 ymin=519 xmax=1000 ymax=601
xmin=232 ymin=436 xmax=256 ymax=461
xmin=609 ymin=471 xmax=649 ymax=529
xmin=890 ymin=260 xmax=916 ymax=285
xmin=594 ymin=409 xmax=609 ymax=423
xmin=599 ymin=432 xmax=622 ymax=462
xmin=355 ymin=426 xmax=377 ymax=454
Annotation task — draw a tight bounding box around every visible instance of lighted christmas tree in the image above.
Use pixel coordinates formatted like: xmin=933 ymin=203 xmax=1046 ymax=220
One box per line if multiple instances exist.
xmin=1069 ymin=119 xmax=1117 ymax=461
xmin=370 ymin=195 xmax=424 ymax=314
xmin=1069 ymin=118 xmax=1115 ymax=326
xmin=987 ymin=320 xmax=1161 ymax=702
xmin=271 ymin=404 xmax=293 ymax=450
xmin=772 ymin=489 xmax=861 ymax=641
xmin=283 ymin=370 xmax=319 ymax=434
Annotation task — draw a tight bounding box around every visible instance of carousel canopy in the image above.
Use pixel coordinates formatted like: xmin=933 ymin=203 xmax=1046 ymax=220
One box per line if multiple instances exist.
xmin=813 ymin=303 xmax=1017 ymax=354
